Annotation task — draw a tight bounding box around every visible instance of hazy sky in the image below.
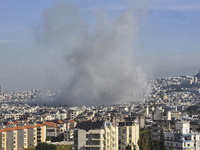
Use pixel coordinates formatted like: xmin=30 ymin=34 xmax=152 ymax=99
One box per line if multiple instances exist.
xmin=0 ymin=0 xmax=200 ymax=91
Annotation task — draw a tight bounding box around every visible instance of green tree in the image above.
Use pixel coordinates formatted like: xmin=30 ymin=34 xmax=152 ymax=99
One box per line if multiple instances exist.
xmin=138 ymin=128 xmax=153 ymax=150
xmin=35 ymin=142 xmax=56 ymax=150
xmin=152 ymin=141 xmax=160 ymax=150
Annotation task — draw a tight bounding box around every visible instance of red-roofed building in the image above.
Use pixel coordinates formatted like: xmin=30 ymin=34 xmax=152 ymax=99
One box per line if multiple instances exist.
xmin=64 ymin=120 xmax=77 ymax=141
xmin=34 ymin=124 xmax=46 ymax=143
xmin=43 ymin=121 xmax=66 ymax=139
xmin=43 ymin=122 xmax=58 ymax=137
xmin=0 ymin=123 xmax=47 ymax=150
xmin=0 ymin=127 xmax=14 ymax=150
xmin=23 ymin=124 xmax=37 ymax=148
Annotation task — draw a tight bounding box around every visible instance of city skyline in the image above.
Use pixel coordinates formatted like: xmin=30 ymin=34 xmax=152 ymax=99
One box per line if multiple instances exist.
xmin=0 ymin=0 xmax=200 ymax=91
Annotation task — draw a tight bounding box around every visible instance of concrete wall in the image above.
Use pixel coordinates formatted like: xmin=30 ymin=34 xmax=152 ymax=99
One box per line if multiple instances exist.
xmin=6 ymin=131 xmax=13 ymax=150
xmin=27 ymin=128 xmax=34 ymax=147
xmin=17 ymin=130 xmax=24 ymax=150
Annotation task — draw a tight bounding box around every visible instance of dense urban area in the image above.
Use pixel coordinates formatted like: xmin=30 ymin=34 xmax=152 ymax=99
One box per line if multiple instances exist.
xmin=1 ymin=71 xmax=200 ymax=150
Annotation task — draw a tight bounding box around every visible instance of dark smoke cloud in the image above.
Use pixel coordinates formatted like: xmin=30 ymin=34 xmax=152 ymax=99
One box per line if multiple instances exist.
xmin=32 ymin=1 xmax=151 ymax=106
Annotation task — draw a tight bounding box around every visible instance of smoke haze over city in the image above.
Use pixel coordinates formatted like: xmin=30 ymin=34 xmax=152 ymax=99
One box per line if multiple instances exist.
xmin=0 ymin=0 xmax=200 ymax=99
xmin=30 ymin=1 xmax=151 ymax=106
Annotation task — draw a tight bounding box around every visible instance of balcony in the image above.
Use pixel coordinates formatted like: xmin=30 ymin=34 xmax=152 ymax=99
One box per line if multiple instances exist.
xmin=86 ymin=141 xmax=101 ymax=147
xmin=85 ymin=145 xmax=101 ymax=148
xmin=87 ymin=134 xmax=101 ymax=140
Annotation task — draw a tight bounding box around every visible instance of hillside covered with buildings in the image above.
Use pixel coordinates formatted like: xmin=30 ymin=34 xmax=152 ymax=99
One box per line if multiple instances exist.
xmin=0 ymin=72 xmax=200 ymax=149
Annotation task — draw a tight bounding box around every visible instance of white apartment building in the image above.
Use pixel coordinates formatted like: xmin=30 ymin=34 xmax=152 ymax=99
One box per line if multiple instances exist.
xmin=164 ymin=121 xmax=200 ymax=150
xmin=74 ymin=121 xmax=118 ymax=150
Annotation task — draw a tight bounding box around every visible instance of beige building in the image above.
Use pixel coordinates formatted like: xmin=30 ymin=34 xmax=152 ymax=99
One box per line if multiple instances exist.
xmin=35 ymin=124 xmax=46 ymax=143
xmin=0 ymin=127 xmax=14 ymax=150
xmin=68 ymin=109 xmax=80 ymax=120
xmin=22 ymin=124 xmax=37 ymax=149
xmin=13 ymin=126 xmax=26 ymax=150
xmin=64 ymin=120 xmax=77 ymax=141
xmin=119 ymin=118 xmax=140 ymax=150
xmin=0 ymin=123 xmax=46 ymax=150
xmin=43 ymin=121 xmax=66 ymax=138
xmin=74 ymin=121 xmax=118 ymax=150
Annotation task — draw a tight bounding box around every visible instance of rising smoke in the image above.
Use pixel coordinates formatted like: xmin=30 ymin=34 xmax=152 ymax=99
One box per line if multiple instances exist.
xmin=32 ymin=1 xmax=152 ymax=106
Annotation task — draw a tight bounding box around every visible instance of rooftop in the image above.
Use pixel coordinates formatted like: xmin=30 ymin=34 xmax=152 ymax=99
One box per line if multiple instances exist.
xmin=75 ymin=121 xmax=104 ymax=131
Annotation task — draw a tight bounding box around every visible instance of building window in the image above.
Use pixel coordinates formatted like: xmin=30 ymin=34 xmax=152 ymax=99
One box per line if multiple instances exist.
xmin=122 ymin=129 xmax=126 ymax=133
xmin=107 ymin=132 xmax=110 ymax=136
xmin=107 ymin=139 xmax=109 ymax=143
xmin=129 ymin=128 xmax=132 ymax=132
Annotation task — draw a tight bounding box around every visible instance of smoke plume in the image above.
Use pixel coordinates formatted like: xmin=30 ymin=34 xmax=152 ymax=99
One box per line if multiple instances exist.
xmin=32 ymin=1 xmax=151 ymax=106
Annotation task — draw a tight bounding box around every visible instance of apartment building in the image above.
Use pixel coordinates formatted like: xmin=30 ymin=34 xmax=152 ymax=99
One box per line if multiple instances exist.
xmin=66 ymin=120 xmax=77 ymax=131
xmin=164 ymin=121 xmax=200 ymax=150
xmin=35 ymin=124 xmax=46 ymax=143
xmin=13 ymin=126 xmax=25 ymax=150
xmin=0 ymin=127 xmax=14 ymax=150
xmin=74 ymin=121 xmax=118 ymax=150
xmin=151 ymin=120 xmax=176 ymax=141
xmin=118 ymin=117 xmax=139 ymax=150
xmin=0 ymin=124 xmax=46 ymax=150
xmin=21 ymin=125 xmax=37 ymax=149
xmin=68 ymin=109 xmax=80 ymax=120
xmin=43 ymin=121 xmax=66 ymax=138
xmin=64 ymin=120 xmax=77 ymax=141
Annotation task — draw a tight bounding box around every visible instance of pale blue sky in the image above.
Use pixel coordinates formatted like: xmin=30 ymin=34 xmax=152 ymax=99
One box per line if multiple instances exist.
xmin=0 ymin=0 xmax=200 ymax=90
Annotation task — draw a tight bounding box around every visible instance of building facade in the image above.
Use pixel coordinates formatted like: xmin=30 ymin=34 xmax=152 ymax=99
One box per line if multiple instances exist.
xmin=0 ymin=124 xmax=46 ymax=150
xmin=164 ymin=121 xmax=200 ymax=150
xmin=118 ymin=118 xmax=140 ymax=150
xmin=74 ymin=121 xmax=118 ymax=150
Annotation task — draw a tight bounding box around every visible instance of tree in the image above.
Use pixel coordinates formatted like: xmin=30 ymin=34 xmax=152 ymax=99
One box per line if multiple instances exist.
xmin=35 ymin=142 xmax=56 ymax=150
xmin=138 ymin=128 xmax=153 ymax=150
xmin=152 ymin=141 xmax=160 ymax=150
